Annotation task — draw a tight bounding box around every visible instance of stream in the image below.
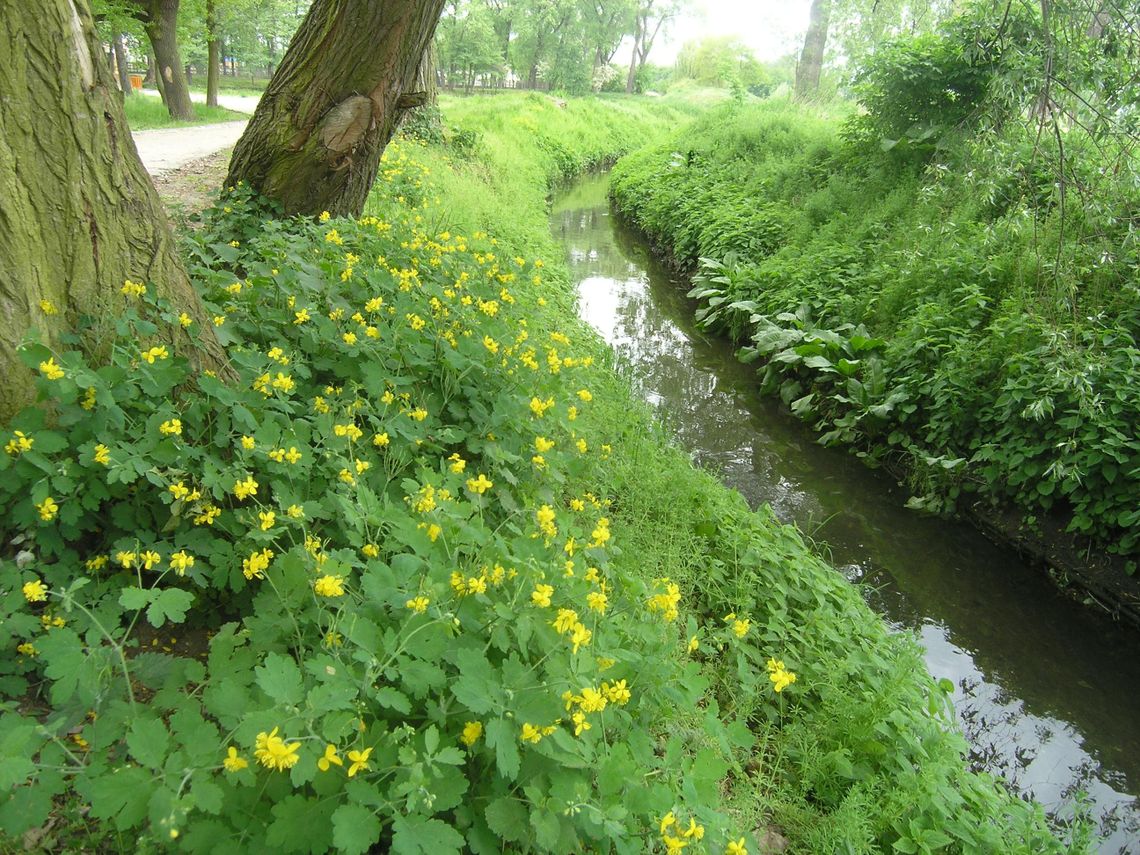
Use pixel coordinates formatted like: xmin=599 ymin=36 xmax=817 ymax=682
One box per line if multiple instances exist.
xmin=552 ymin=172 xmax=1140 ymax=853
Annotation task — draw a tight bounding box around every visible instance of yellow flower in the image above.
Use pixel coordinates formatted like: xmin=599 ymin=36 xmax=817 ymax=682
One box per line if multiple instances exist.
xmin=688 ymin=636 xmax=700 ymax=653
xmin=223 ymin=746 xmax=248 ymax=772
xmin=294 ymin=308 xmax=311 ymax=324
xmin=22 ymin=579 xmax=48 ymax=602
xmin=338 ymin=468 xmax=356 ymax=486
xmin=233 ymin=475 xmax=258 ymax=500
xmin=253 ymin=727 xmax=300 ymax=772
xmin=660 ymin=812 xmax=677 ymax=835
xmin=259 ymin=510 xmax=276 ymax=531
xmin=93 ymin=444 xmax=111 ymax=466
xmin=343 ymin=331 xmax=358 ymax=345
xmin=603 ymin=679 xmax=631 ymax=706
xmin=213 ymin=316 xmax=226 ymax=326
xmin=319 ymin=210 xmax=331 ymax=222
xmin=346 ymin=747 xmax=372 ymax=777
xmin=569 ymin=624 xmax=592 ymax=654
xmin=284 ymin=447 xmax=302 ymax=464
xmin=361 ymin=543 xmax=380 ymax=558
xmin=314 ymin=575 xmax=346 ymax=597
xmin=732 ymin=618 xmax=751 ymax=639
xmin=466 ymin=473 xmax=493 ymax=494
xmin=39 ymin=358 xmax=65 ymax=380
xmin=286 ymin=504 xmax=304 ymax=519
xmin=140 ymin=550 xmax=161 ymax=570
xmin=571 ymin=711 xmax=591 ymax=736
xmin=36 ymin=497 xmax=59 ymax=521
xmin=159 ymin=419 xmax=182 ymax=437
xmin=169 ymin=551 xmax=194 ymax=576
xmin=448 ymin=453 xmax=466 ymax=473
xmin=5 ymin=431 xmax=34 ymax=455
xmin=460 ymin=721 xmax=483 ymax=747
xmin=116 ymin=551 xmax=138 ymax=569
xmin=520 ymin=723 xmax=543 ymax=744
xmin=178 ymin=312 xmax=193 ymax=328
xmin=317 ymin=743 xmax=343 ymax=772
xmin=586 ymin=590 xmax=608 ymax=614
xmin=405 ymin=595 xmax=429 ymax=613
xmin=535 ymin=504 xmax=557 ymax=539
xmin=683 ymin=818 xmax=705 ymax=840
xmin=726 ymin=838 xmax=748 ymax=855
xmin=426 ymin=523 xmax=442 ymax=542
xmin=141 ymin=345 xmax=168 ymax=364
xmin=242 ymin=548 xmax=273 ymax=580
xmin=770 ymin=667 xmax=797 ymax=693
xmin=373 ymin=432 xmax=390 ymax=447
xmin=39 ymin=299 xmax=58 ymax=315
xmin=17 ymin=642 xmax=37 ymax=656
xmin=530 ymin=584 xmax=554 ymax=608
xmin=577 ymin=389 xmax=593 ymax=402
xmin=121 ymin=279 xmax=146 ymax=299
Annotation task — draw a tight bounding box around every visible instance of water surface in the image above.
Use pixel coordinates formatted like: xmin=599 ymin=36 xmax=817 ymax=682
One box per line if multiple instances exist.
xmin=553 ymin=173 xmax=1140 ymax=853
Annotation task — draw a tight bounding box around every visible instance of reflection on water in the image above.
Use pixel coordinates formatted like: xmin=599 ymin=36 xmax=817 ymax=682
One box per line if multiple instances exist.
xmin=553 ymin=173 xmax=1140 ymax=853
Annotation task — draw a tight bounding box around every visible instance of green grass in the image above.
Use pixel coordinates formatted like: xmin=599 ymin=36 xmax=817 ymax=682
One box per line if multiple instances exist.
xmin=122 ymin=93 xmax=246 ymax=130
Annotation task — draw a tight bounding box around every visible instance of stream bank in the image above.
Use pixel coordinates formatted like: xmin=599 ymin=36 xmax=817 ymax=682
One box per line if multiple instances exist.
xmin=554 ymin=171 xmax=1140 ymax=853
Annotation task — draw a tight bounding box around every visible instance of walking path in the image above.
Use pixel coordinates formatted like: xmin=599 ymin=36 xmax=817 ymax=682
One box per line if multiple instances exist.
xmin=132 ymin=89 xmax=261 ymax=176
xmin=132 ymin=121 xmax=248 ymax=176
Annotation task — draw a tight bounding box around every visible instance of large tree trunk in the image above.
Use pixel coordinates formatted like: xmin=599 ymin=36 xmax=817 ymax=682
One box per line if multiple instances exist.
xmin=138 ymin=0 xmax=196 ymax=120
xmin=625 ymin=14 xmax=642 ymax=94
xmin=206 ymin=0 xmax=220 ymax=107
xmin=794 ymin=0 xmax=831 ymax=100
xmin=225 ymin=0 xmax=448 ymax=217
xmin=0 ymin=0 xmax=228 ymax=424
xmin=113 ymin=31 xmax=133 ymax=95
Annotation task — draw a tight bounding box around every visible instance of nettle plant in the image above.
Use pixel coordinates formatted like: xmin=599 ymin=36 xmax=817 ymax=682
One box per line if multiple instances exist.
xmin=0 ymin=187 xmax=785 ymax=852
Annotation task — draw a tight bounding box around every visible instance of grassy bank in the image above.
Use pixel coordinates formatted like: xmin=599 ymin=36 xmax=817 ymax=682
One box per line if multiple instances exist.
xmin=123 ymin=94 xmax=246 ymax=130
xmin=0 ymin=94 xmax=1074 ymax=852
xmin=610 ymin=98 xmax=1140 ymax=584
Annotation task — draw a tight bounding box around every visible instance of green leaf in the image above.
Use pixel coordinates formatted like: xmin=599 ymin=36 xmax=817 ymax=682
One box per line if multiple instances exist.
xmin=118 ymin=586 xmax=154 ymax=611
xmin=391 ymin=815 xmax=465 ymax=854
xmin=485 ymin=797 xmax=529 ymax=843
xmin=126 ymin=717 xmax=169 ymax=770
xmin=256 ymin=652 xmax=304 ymax=706
xmin=531 ymin=809 xmax=561 ymax=849
xmin=308 ymin=681 xmax=358 ymax=713
xmin=332 ymin=803 xmax=382 ymax=855
xmin=146 ymin=588 xmax=195 ymax=627
xmin=452 ymin=648 xmax=496 ymax=714
xmin=484 ymin=718 xmax=520 ymax=780
xmin=374 ymin=686 xmax=412 ymax=714
xmin=84 ymin=766 xmax=152 ymax=829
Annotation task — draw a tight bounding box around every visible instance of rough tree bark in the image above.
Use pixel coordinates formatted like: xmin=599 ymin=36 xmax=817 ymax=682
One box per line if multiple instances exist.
xmin=113 ymin=31 xmax=133 ymax=94
xmin=794 ymin=0 xmax=831 ymax=100
xmin=206 ymin=0 xmax=220 ymax=107
xmin=134 ymin=0 xmax=196 ymax=120
xmin=226 ymin=0 xmax=448 ymax=217
xmin=0 ymin=0 xmax=229 ymax=424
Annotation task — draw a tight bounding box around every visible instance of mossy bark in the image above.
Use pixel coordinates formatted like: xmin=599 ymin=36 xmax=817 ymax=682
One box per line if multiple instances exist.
xmin=0 ymin=0 xmax=228 ymax=425
xmin=225 ymin=0 xmax=448 ymax=217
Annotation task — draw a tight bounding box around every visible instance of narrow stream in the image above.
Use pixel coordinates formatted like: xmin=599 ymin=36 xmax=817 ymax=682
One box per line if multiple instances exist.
xmin=553 ymin=173 xmax=1140 ymax=853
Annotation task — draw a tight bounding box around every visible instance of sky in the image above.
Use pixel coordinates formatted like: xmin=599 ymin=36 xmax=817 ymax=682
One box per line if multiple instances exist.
xmin=652 ymin=0 xmax=815 ymax=64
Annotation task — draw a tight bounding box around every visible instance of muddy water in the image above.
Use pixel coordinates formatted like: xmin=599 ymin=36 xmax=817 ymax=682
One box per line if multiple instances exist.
xmin=552 ymin=173 xmax=1140 ymax=853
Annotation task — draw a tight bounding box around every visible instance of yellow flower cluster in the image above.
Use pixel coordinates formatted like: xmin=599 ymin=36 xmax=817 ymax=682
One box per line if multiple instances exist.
xmin=659 ymin=811 xmax=706 ymax=854
xmin=39 ymin=357 xmax=65 ymax=380
xmin=253 ymin=728 xmax=300 ymax=771
xmin=242 ymin=548 xmax=273 ymax=580
xmin=647 ymin=579 xmax=682 ymax=622
xmin=4 ymin=430 xmax=34 ymax=455
xmin=766 ymin=657 xmax=797 ymax=693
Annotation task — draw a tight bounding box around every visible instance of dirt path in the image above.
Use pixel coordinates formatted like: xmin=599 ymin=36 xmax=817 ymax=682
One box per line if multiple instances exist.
xmin=150 ymin=149 xmax=232 ymax=224
xmin=132 ymin=121 xmax=248 ymax=177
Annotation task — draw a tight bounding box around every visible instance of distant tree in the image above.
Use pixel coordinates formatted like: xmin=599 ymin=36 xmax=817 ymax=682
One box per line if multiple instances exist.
xmin=625 ymin=0 xmax=683 ymax=93
xmin=130 ymin=0 xmax=197 ymax=118
xmin=794 ymin=0 xmax=830 ymax=99
xmin=225 ymin=0 xmax=448 ymax=216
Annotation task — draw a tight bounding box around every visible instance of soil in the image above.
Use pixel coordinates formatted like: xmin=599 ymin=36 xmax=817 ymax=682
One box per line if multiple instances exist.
xmin=150 ymin=149 xmax=231 ymax=225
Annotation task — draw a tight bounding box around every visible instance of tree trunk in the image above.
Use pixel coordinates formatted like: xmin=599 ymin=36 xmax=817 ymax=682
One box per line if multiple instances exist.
xmin=794 ymin=0 xmax=831 ymax=100
xmin=113 ymin=31 xmax=133 ymax=94
xmin=625 ymin=15 xmax=642 ymax=94
xmin=0 ymin=0 xmax=229 ymax=425
xmin=206 ymin=0 xmax=220 ymax=107
xmin=226 ymin=0 xmax=448 ymax=217
xmin=139 ymin=0 xmax=196 ymax=120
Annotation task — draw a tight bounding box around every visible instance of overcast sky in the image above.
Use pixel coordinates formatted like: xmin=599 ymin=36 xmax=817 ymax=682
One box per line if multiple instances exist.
xmin=652 ymin=0 xmax=814 ymax=64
